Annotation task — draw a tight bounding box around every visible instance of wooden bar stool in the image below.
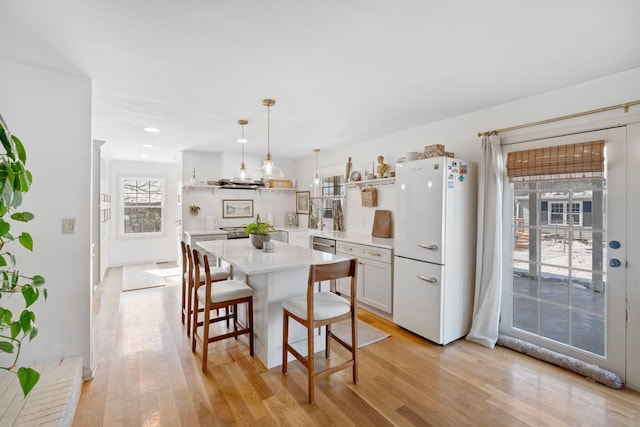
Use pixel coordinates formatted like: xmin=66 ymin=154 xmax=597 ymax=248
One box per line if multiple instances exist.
xmin=191 ymin=248 xmax=255 ymax=371
xmin=282 ymin=258 xmax=358 ymax=404
xmin=182 ymin=242 xmax=230 ymax=337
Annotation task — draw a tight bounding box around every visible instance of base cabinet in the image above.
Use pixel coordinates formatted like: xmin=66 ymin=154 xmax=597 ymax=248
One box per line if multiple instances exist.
xmin=336 ymin=241 xmax=392 ymax=314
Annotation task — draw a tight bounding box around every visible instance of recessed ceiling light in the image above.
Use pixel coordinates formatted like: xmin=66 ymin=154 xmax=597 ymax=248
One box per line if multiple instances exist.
xmin=144 ymin=127 xmax=160 ymax=133
xmin=142 ymin=144 xmax=154 ymax=148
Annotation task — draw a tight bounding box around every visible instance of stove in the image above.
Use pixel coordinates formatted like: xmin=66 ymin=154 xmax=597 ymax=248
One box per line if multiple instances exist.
xmin=220 ymin=226 xmax=249 ymax=239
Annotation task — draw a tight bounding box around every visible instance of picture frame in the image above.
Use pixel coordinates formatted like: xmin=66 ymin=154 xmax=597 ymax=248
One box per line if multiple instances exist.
xmin=296 ymin=191 xmax=310 ymax=214
xmin=222 ymin=199 xmax=254 ymax=218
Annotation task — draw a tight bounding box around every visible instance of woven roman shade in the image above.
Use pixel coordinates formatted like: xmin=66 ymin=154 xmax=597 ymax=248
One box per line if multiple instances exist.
xmin=506 ymin=140 xmax=605 ymax=182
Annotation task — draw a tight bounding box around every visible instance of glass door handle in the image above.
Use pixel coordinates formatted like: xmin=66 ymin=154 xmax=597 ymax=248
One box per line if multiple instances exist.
xmin=609 ymin=259 xmax=621 ymax=268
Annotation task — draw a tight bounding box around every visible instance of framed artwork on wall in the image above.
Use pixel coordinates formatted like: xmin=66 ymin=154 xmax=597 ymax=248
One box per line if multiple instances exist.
xmin=222 ymin=199 xmax=254 ymax=218
xmin=296 ymin=191 xmax=310 ymax=214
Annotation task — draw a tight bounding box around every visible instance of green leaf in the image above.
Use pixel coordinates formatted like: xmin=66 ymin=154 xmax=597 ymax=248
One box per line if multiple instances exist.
xmin=21 ymin=286 xmax=38 ymax=308
xmin=0 ymin=341 xmax=14 ymax=353
xmin=0 ymin=308 xmax=10 ymax=324
xmin=10 ymin=321 xmax=21 ymax=339
xmin=17 ymin=367 xmax=39 ymax=396
xmin=11 ymin=135 xmax=26 ymax=164
xmin=0 ymin=255 xmax=5 ymax=267
xmin=29 ymin=325 xmax=38 ymax=341
xmin=43 ymin=289 xmax=48 ymax=300
xmin=10 ymin=212 xmax=34 ymax=222
xmin=32 ymin=275 xmax=45 ymax=286
xmin=12 ymin=190 xmax=22 ymax=208
xmin=18 ymin=233 xmax=33 ymax=251
xmin=0 ymin=219 xmax=9 ymax=236
xmin=19 ymin=310 xmax=35 ymax=333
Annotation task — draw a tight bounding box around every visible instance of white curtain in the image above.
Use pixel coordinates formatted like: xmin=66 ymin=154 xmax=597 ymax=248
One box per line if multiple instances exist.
xmin=466 ymin=134 xmax=504 ymax=348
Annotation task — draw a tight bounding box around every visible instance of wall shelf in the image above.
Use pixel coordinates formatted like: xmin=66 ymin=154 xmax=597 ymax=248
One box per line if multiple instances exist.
xmin=346 ymin=177 xmax=395 ymax=189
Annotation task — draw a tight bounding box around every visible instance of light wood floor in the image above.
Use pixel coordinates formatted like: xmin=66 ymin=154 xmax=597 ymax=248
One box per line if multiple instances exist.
xmin=73 ymin=264 xmax=640 ymax=426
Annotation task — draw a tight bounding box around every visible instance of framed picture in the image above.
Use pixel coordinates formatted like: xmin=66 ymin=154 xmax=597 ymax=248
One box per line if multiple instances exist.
xmin=222 ymin=199 xmax=254 ymax=218
xmin=296 ymin=191 xmax=310 ymax=214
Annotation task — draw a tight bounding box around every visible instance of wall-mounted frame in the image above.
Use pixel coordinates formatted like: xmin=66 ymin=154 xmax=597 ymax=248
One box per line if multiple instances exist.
xmin=222 ymin=199 xmax=254 ymax=218
xmin=296 ymin=191 xmax=310 ymax=214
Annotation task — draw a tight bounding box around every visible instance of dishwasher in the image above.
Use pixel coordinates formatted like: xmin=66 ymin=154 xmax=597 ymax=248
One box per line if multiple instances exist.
xmin=311 ymin=236 xmax=337 ymax=292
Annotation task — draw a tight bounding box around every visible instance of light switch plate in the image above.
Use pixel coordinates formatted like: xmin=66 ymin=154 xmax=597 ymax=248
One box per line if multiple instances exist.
xmin=62 ymin=217 xmax=76 ymax=234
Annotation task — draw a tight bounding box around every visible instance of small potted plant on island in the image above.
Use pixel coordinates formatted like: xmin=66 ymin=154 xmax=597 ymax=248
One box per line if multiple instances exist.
xmin=189 ymin=205 xmax=200 ymax=216
xmin=244 ymin=214 xmax=275 ymax=249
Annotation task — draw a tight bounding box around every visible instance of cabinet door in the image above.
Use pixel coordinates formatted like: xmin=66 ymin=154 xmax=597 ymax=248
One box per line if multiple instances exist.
xmin=359 ymin=258 xmax=392 ymax=313
xmin=393 ymin=257 xmax=443 ymax=343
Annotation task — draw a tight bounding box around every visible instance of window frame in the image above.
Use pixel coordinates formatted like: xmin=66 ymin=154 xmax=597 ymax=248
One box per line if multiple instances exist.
xmin=119 ymin=176 xmax=166 ymax=238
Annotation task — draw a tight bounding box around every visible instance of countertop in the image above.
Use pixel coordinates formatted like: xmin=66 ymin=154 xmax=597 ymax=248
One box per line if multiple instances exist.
xmin=276 ymin=227 xmax=394 ymax=250
xmin=183 ymin=229 xmax=228 ymax=236
xmin=196 ymin=239 xmax=352 ymax=275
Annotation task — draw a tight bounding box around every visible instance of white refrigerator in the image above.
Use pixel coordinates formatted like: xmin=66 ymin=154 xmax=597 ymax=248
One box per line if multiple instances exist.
xmin=393 ymin=156 xmax=477 ymax=345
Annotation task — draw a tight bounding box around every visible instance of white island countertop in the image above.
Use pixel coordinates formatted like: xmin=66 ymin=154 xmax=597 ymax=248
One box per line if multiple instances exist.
xmin=276 ymin=227 xmax=394 ymax=249
xmin=196 ymin=239 xmax=351 ymax=275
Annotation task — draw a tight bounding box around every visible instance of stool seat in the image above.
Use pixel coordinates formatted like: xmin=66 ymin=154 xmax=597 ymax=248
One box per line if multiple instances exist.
xmin=197 ymin=279 xmax=254 ymax=304
xmin=282 ymin=292 xmax=350 ymax=320
xmin=184 ymin=266 xmax=229 ymax=283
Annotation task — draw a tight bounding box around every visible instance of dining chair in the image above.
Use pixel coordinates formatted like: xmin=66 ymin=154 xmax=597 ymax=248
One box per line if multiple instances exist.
xmin=191 ymin=248 xmax=255 ymax=371
xmin=281 ymin=258 xmax=358 ymax=404
xmin=183 ymin=242 xmax=230 ymax=337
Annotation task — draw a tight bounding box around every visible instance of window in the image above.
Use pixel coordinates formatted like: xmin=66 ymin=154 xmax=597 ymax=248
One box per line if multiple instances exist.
xmin=121 ymin=178 xmax=164 ymax=235
xmin=321 ymin=175 xmax=345 ymax=219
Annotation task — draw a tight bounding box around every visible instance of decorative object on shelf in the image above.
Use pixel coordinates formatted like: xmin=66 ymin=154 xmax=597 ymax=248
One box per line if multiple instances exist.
xmin=361 ymin=186 xmax=378 ymax=207
xmin=332 ymin=200 xmax=344 ymax=231
xmin=345 ymin=157 xmax=352 ymax=181
xmin=269 ymin=179 xmax=291 ymax=188
xmin=349 ymin=170 xmax=361 ymax=182
xmin=405 ymin=151 xmax=419 ymax=161
xmin=376 ymin=155 xmax=389 ymax=178
xmin=254 ymin=99 xmax=285 ymax=180
xmin=222 ymin=199 xmax=254 ymax=218
xmin=307 ymin=205 xmax=318 ymax=229
xmin=244 ymin=214 xmax=274 ymax=249
xmin=363 ymin=162 xmax=374 ymax=180
xmin=237 ymin=119 xmax=248 ymax=180
xmin=189 ymin=205 xmax=201 ymax=215
xmin=188 ymin=168 xmax=197 ymax=185
xmin=372 ymin=209 xmax=392 ymax=238
xmin=296 ymin=191 xmax=310 ymax=214
xmin=285 ymin=212 xmax=298 ymax=226
xmin=418 ymin=144 xmax=455 ymax=159
xmin=312 ymin=148 xmax=321 ymax=186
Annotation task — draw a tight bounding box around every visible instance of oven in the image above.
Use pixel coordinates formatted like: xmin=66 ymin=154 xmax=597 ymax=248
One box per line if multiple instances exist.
xmin=220 ymin=226 xmax=249 ymax=239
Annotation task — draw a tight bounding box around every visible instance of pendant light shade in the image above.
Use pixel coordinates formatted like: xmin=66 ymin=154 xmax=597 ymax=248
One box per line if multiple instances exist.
xmin=237 ymin=119 xmax=248 ymax=180
xmin=255 ymin=99 xmax=284 ymax=180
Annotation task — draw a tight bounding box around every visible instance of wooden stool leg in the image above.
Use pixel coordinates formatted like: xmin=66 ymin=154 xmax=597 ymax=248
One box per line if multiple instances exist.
xmin=248 ymin=298 xmax=254 ymax=356
xmin=307 ymin=322 xmax=315 ymax=404
xmin=282 ymin=311 xmax=289 ymax=374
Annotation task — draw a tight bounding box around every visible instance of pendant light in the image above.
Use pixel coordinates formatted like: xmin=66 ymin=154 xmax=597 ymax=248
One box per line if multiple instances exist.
xmin=255 ymin=98 xmax=284 ymax=180
xmin=313 ymin=148 xmax=320 ymax=186
xmin=237 ymin=119 xmax=248 ymax=180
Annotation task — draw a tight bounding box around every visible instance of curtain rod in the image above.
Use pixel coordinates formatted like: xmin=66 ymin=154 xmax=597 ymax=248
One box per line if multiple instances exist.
xmin=477 ymin=100 xmax=640 ymax=137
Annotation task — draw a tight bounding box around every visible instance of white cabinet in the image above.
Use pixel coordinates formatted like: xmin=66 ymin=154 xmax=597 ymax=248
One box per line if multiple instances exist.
xmin=336 ymin=241 xmax=392 ymax=315
xmin=288 ymin=231 xmax=312 ymax=248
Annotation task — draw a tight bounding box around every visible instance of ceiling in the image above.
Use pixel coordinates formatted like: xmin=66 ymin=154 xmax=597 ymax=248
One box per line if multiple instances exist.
xmin=1 ymin=1 xmax=639 ymax=163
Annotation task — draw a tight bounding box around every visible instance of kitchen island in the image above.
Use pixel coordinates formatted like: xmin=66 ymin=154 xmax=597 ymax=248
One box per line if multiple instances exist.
xmin=196 ymin=239 xmax=352 ymax=369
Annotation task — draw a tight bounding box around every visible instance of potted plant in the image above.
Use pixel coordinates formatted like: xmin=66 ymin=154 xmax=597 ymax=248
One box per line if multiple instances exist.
xmin=189 ymin=205 xmax=200 ymax=216
xmin=244 ymin=214 xmax=275 ymax=249
xmin=0 ymin=114 xmax=47 ymax=397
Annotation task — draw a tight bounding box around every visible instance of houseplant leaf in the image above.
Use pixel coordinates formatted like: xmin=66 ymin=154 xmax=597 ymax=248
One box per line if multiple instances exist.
xmin=17 ymin=367 xmax=39 ymax=396
xmin=18 ymin=232 xmax=33 ymax=251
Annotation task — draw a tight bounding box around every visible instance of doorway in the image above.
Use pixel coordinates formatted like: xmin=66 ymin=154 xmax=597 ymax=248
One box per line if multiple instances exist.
xmin=500 ymin=127 xmax=626 ymax=378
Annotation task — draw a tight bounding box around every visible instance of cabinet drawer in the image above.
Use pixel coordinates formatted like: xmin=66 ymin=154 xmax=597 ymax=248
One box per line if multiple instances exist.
xmin=336 ymin=242 xmax=362 ymax=256
xmin=358 ymin=245 xmax=391 ymax=263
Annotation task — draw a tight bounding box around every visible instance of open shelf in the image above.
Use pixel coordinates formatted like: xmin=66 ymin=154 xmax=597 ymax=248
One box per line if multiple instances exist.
xmin=346 ymin=177 xmax=395 ymax=188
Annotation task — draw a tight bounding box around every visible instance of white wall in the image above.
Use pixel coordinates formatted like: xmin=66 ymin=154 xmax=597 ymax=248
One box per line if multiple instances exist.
xmin=109 ymin=160 xmax=180 ymax=266
xmin=0 ymin=60 xmax=92 ymax=373
xmin=294 ymin=67 xmax=640 ymax=234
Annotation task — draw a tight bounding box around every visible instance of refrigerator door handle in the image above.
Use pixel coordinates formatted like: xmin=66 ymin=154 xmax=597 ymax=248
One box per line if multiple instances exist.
xmin=418 ymin=243 xmax=438 ymax=250
xmin=417 ymin=275 xmax=438 ymax=283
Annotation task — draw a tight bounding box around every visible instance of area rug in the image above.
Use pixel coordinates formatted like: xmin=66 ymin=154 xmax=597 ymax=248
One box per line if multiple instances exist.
xmin=330 ymin=319 xmax=390 ymax=348
xmin=122 ymin=263 xmax=166 ymax=292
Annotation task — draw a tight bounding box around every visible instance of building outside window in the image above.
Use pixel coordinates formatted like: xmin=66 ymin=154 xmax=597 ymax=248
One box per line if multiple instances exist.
xmin=121 ymin=177 xmax=164 ymax=235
